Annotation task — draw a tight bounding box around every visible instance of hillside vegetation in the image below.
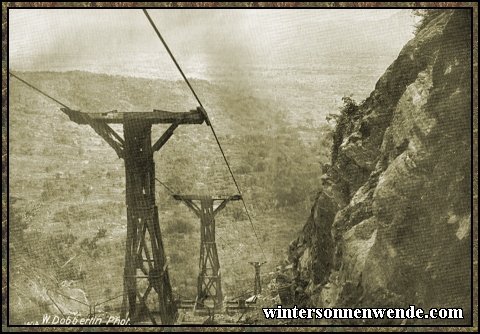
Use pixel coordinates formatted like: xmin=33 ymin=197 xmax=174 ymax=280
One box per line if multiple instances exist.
xmin=9 ymin=70 xmax=333 ymax=323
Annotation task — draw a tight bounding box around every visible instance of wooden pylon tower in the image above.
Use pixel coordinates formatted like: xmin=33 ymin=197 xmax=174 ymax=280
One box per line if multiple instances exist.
xmin=249 ymin=261 xmax=266 ymax=295
xmin=173 ymin=194 xmax=241 ymax=311
xmin=61 ymin=107 xmax=207 ymax=324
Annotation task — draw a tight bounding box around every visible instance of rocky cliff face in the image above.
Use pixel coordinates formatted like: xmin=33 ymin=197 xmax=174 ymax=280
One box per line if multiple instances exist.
xmin=288 ymin=10 xmax=471 ymax=324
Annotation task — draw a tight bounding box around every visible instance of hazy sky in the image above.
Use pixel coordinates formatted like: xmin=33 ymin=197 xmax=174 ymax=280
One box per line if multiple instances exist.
xmin=9 ymin=9 xmax=416 ymax=78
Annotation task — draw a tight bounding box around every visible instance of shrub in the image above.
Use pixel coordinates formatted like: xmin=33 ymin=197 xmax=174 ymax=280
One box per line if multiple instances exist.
xmin=10 ymin=206 xmax=29 ymax=243
xmin=254 ymin=161 xmax=266 ymax=172
xmin=164 ymin=219 xmax=194 ymax=235
xmin=40 ymin=179 xmax=71 ymax=201
xmin=235 ymin=164 xmax=252 ymax=175
xmin=54 ymin=132 xmax=72 ymax=145
xmin=231 ymin=206 xmax=247 ymax=221
xmin=80 ymin=228 xmax=108 ymax=255
xmin=331 ymin=96 xmax=359 ymax=163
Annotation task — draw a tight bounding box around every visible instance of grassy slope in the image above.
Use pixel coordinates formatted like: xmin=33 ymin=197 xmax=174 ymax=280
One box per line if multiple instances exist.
xmin=9 ymin=70 xmax=333 ymax=322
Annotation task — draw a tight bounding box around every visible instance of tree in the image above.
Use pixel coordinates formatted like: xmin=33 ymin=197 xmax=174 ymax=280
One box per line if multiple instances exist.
xmin=331 ymin=96 xmax=359 ymax=163
xmin=412 ymin=9 xmax=443 ymax=34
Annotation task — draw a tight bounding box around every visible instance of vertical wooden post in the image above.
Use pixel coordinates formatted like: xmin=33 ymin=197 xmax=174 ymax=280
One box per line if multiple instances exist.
xmin=121 ymin=119 xmax=177 ymax=324
xmin=197 ymin=196 xmax=223 ymax=310
xmin=249 ymin=262 xmax=265 ymax=295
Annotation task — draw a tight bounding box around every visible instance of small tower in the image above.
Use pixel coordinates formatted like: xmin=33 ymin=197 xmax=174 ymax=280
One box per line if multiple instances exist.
xmin=249 ymin=261 xmax=266 ymax=295
xmin=173 ymin=194 xmax=241 ymax=310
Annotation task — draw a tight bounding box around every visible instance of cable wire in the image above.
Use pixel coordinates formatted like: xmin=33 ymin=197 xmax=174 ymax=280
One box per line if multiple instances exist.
xmin=155 ymin=177 xmax=176 ymax=195
xmin=143 ymin=9 xmax=267 ymax=261
xmin=9 ymin=72 xmax=70 ymax=109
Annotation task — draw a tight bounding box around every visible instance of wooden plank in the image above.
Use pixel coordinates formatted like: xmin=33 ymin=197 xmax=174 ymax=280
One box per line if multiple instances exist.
xmin=62 ymin=108 xmax=125 ymax=158
xmin=173 ymin=195 xmax=241 ymax=201
xmin=152 ymin=123 xmax=178 ymax=152
xmin=62 ymin=108 xmax=206 ymax=125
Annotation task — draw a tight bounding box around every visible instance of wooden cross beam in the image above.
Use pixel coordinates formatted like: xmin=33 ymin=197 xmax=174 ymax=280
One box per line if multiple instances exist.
xmin=61 ymin=107 xmax=205 ymax=124
xmin=61 ymin=107 xmax=206 ymax=158
xmin=173 ymin=194 xmax=242 ymax=217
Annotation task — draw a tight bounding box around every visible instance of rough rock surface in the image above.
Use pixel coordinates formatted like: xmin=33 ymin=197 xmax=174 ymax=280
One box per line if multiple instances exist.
xmin=288 ymin=10 xmax=471 ymax=325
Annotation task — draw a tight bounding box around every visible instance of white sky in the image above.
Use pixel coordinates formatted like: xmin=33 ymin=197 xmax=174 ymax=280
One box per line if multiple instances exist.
xmin=9 ymin=9 xmax=416 ymax=76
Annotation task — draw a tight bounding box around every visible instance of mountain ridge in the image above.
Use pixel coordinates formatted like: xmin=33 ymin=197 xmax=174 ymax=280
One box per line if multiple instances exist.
xmin=286 ymin=9 xmax=472 ymax=325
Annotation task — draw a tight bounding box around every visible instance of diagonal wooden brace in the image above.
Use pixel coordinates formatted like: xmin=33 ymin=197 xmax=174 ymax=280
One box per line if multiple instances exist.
xmin=61 ymin=108 xmax=124 ymax=158
xmin=152 ymin=122 xmax=179 ymax=152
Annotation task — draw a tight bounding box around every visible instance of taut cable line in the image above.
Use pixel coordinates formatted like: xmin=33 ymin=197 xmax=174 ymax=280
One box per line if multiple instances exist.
xmin=143 ymin=9 xmax=267 ymax=261
xmin=9 ymin=71 xmax=71 ymax=109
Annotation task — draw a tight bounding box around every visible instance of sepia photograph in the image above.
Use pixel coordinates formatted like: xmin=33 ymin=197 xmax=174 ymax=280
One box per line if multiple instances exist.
xmin=2 ymin=2 xmax=477 ymax=330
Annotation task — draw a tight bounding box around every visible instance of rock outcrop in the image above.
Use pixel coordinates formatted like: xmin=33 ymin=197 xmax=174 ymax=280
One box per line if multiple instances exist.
xmin=288 ymin=10 xmax=472 ymax=325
